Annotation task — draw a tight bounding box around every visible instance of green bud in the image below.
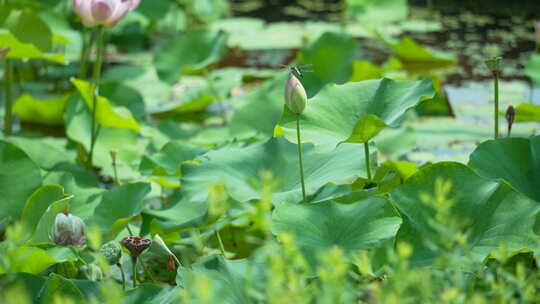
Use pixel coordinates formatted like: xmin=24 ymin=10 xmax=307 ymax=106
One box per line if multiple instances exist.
xmin=484 ymin=57 xmax=502 ymax=76
xmin=79 ymin=264 xmax=103 ymax=281
xmin=51 ymin=212 xmax=86 ymax=247
xmin=99 ymin=241 xmax=122 ymax=265
xmin=285 ymin=73 xmax=308 ymax=114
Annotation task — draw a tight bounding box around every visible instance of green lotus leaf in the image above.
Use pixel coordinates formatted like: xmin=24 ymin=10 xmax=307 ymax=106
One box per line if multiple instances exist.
xmin=154 ymin=30 xmax=229 ymax=84
xmin=88 ymin=182 xmax=151 ymax=240
xmin=525 ymin=54 xmax=540 ymax=84
xmin=468 ymin=136 xmax=540 ymax=202
xmin=296 ymin=31 xmax=358 ymax=97
xmin=272 ymin=196 xmax=402 ymax=267
xmin=3 ymin=8 xmax=53 ymax=52
xmin=389 ymin=162 xmax=540 ymax=267
xmin=279 ymin=78 xmax=435 ymax=151
xmin=514 ymin=103 xmax=540 ymax=123
xmin=0 ymin=32 xmax=65 ymax=64
xmin=71 ymin=78 xmax=141 ymax=132
xmin=144 ymin=137 xmax=368 ymax=229
xmin=13 ymin=93 xmax=70 ymax=125
xmin=0 ymin=141 xmax=42 ymax=224
xmin=346 ymin=0 xmax=408 ymax=24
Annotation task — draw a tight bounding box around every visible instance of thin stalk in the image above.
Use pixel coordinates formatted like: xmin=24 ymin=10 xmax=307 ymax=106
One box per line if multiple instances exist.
xmin=339 ymin=0 xmax=347 ymax=31
xmin=296 ymin=115 xmax=307 ymax=203
xmin=126 ymin=224 xmax=134 ymax=236
xmin=89 ymin=26 xmax=106 ymax=167
xmin=507 ymin=126 xmax=512 ymax=138
xmin=117 ymin=263 xmax=126 ymax=291
xmin=112 ymin=159 xmax=120 ymax=185
xmin=78 ymin=29 xmax=95 ymax=79
xmin=131 ymin=258 xmax=137 ymax=288
xmin=493 ymin=73 xmax=499 ymax=139
xmin=3 ymin=59 xmax=14 ymax=136
xmin=215 ymin=229 xmax=227 ymax=258
xmin=364 ymin=142 xmax=372 ymax=180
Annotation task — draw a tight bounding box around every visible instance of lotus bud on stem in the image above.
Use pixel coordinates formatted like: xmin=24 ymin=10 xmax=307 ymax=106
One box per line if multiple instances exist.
xmin=485 ymin=57 xmax=502 ymax=139
xmin=100 ymin=241 xmax=126 ymax=290
xmin=121 ymin=236 xmax=151 ymax=288
xmin=51 ymin=211 xmax=86 ymax=247
xmin=285 ymin=73 xmax=308 ymax=203
xmin=505 ymin=105 xmax=515 ymax=138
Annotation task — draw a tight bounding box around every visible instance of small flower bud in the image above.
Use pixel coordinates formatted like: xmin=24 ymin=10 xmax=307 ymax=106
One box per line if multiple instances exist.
xmin=484 ymin=57 xmax=502 ymax=76
xmin=72 ymin=0 xmax=140 ymax=28
xmin=121 ymin=236 xmax=151 ymax=262
xmin=110 ymin=149 xmax=118 ymax=165
xmin=79 ymin=264 xmax=103 ymax=281
xmin=506 ymin=105 xmax=515 ymax=137
xmin=99 ymin=241 xmax=122 ymax=265
xmin=0 ymin=48 xmax=9 ymax=61
xmin=52 ymin=212 xmax=86 ymax=247
xmin=285 ymin=73 xmax=308 ymax=115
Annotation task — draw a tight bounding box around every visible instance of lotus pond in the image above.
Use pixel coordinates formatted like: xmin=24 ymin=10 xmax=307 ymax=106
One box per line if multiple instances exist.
xmin=1 ymin=0 xmax=540 ymax=303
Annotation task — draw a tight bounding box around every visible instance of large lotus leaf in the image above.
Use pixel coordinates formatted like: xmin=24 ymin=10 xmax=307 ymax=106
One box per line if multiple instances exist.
xmin=154 ymin=30 xmax=228 ymax=84
xmin=5 ymin=136 xmax=75 ymax=170
xmin=514 ymin=103 xmax=540 ymax=122
xmin=296 ymin=31 xmax=357 ymax=97
xmin=279 ymin=78 xmax=435 ymax=151
xmin=0 ymin=32 xmax=65 ymax=64
xmin=0 ymin=141 xmax=42 ymax=224
xmin=88 ymin=182 xmax=151 ymax=240
xmin=0 ymin=273 xmax=48 ymax=302
xmin=468 ymin=136 xmax=540 ymax=202
xmin=144 ymin=137 xmax=367 ymax=229
xmin=2 ymin=8 xmax=53 ymax=52
xmin=229 ymin=73 xmax=287 ymax=140
xmin=389 ymin=162 xmax=540 ymax=267
xmin=385 ymin=36 xmax=456 ymax=74
xmin=12 ymin=93 xmax=69 ymax=125
xmin=0 ymin=247 xmax=59 ymax=274
xmin=71 ymin=78 xmax=140 ymax=131
xmin=100 ymin=81 xmax=146 ymax=122
xmin=272 ymin=196 xmax=402 ymax=267
xmin=346 ymin=0 xmax=408 ymax=23
xmin=27 ymin=200 xmax=70 ymax=244
xmin=40 ymin=273 xmax=84 ymax=303
xmin=64 ymin=95 xmax=143 ymax=171
xmin=139 ymin=141 xmax=209 ymax=189
xmin=525 ymin=54 xmax=540 ymax=84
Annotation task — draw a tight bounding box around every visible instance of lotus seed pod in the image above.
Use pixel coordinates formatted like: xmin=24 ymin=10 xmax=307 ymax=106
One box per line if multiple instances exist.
xmin=0 ymin=48 xmax=9 ymax=61
xmin=52 ymin=212 xmax=86 ymax=247
xmin=285 ymin=73 xmax=308 ymax=115
xmin=484 ymin=57 xmax=502 ymax=76
xmin=79 ymin=264 xmax=103 ymax=281
xmin=100 ymin=241 xmax=122 ymax=265
xmin=72 ymin=0 xmax=141 ymax=28
xmin=121 ymin=236 xmax=151 ymax=262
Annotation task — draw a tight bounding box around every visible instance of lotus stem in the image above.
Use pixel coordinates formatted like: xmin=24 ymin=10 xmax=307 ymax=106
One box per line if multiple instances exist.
xmin=78 ymin=28 xmax=95 ymax=79
xmin=493 ymin=73 xmax=499 ymax=139
xmin=117 ymin=263 xmax=126 ymax=291
xmin=3 ymin=59 xmax=13 ymax=136
xmin=131 ymin=257 xmax=137 ymax=288
xmin=364 ymin=142 xmax=372 ymax=181
xmin=89 ymin=26 xmax=106 ymax=167
xmin=296 ymin=115 xmax=307 ymax=203
xmin=215 ymin=229 xmax=227 ymax=258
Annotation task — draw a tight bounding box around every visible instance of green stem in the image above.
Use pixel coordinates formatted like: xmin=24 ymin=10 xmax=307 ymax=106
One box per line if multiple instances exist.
xmin=126 ymin=224 xmax=134 ymax=236
xmin=89 ymin=26 xmax=106 ymax=167
xmin=364 ymin=142 xmax=372 ymax=181
xmin=3 ymin=59 xmax=13 ymax=136
xmin=493 ymin=73 xmax=499 ymax=139
xmin=78 ymin=29 xmax=95 ymax=79
xmin=117 ymin=263 xmax=126 ymax=291
xmin=131 ymin=257 xmax=137 ymax=288
xmin=112 ymin=160 xmax=120 ymax=185
xmin=296 ymin=115 xmax=307 ymax=203
xmin=215 ymin=229 xmax=227 ymax=258
xmin=339 ymin=0 xmax=347 ymax=31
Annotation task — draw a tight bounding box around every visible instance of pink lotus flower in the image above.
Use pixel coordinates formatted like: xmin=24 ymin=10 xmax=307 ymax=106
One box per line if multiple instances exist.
xmin=73 ymin=0 xmax=141 ymax=28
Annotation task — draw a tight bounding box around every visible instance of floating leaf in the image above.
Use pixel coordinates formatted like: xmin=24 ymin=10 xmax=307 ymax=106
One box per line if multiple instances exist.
xmin=525 ymin=54 xmax=540 ymax=84
xmin=514 ymin=103 xmax=540 ymax=123
xmin=154 ymin=30 xmax=228 ymax=84
xmin=13 ymin=93 xmax=70 ymax=125
xmin=0 ymin=32 xmax=65 ymax=64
